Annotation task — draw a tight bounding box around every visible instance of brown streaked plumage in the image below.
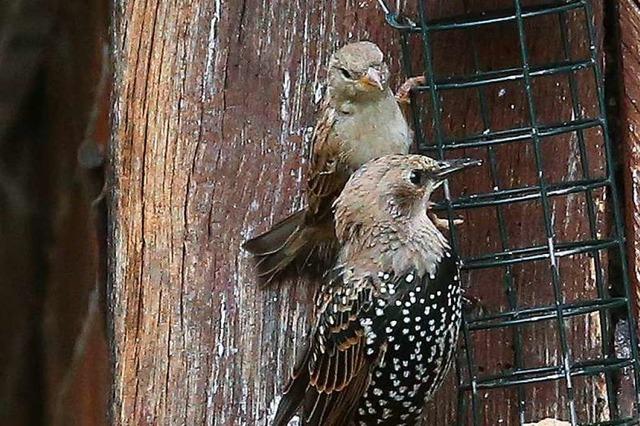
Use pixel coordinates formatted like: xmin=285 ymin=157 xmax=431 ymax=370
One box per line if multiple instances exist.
xmin=273 ymin=154 xmax=481 ymax=426
xmin=243 ymin=41 xmax=412 ymax=283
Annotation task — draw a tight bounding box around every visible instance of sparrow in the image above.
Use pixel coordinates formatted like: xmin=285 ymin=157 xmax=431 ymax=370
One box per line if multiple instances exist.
xmin=273 ymin=154 xmax=481 ymax=426
xmin=243 ymin=41 xmax=414 ymax=283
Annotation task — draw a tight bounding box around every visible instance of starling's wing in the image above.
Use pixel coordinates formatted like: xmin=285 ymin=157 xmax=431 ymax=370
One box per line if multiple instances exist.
xmin=272 ymin=274 xmax=381 ymax=426
xmin=306 ymin=104 xmax=349 ymax=221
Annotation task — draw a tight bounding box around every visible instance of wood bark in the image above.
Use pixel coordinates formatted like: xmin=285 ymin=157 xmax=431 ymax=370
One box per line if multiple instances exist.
xmin=110 ymin=1 xmax=624 ymax=424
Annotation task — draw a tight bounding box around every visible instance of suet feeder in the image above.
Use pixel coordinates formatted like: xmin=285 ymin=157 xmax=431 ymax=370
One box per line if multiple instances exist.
xmin=378 ymin=0 xmax=640 ymax=424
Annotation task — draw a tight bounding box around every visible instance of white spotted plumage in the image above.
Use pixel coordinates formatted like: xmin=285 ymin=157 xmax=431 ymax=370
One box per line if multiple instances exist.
xmin=273 ymin=154 xmax=479 ymax=426
xmin=352 ymin=251 xmax=462 ymax=425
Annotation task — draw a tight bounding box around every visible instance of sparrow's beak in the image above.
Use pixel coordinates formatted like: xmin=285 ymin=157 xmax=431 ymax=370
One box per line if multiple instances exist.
xmin=359 ymin=67 xmax=384 ymax=91
xmin=435 ymin=158 xmax=482 ymax=179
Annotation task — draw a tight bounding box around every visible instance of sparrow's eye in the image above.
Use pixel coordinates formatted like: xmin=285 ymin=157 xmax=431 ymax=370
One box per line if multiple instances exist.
xmin=339 ymin=67 xmax=353 ymax=79
xmin=409 ymin=169 xmax=425 ymax=186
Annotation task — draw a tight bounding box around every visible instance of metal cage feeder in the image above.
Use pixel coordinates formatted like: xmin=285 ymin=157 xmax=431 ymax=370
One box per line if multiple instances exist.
xmin=378 ymin=0 xmax=640 ymax=424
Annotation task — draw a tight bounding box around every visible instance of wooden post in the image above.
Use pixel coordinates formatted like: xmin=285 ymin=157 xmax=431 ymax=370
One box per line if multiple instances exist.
xmin=109 ymin=1 xmax=402 ymax=423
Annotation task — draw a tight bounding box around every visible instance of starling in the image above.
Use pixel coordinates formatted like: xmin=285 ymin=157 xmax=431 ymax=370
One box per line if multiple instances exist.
xmin=243 ymin=41 xmax=415 ymax=283
xmin=273 ymin=154 xmax=481 ymax=425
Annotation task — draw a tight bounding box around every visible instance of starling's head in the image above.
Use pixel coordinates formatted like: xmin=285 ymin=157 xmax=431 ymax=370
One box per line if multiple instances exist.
xmin=334 ymin=154 xmax=481 ymax=242
xmin=327 ymin=41 xmax=390 ymax=101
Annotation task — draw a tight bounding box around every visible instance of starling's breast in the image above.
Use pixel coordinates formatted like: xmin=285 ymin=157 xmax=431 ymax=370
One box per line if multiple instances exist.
xmin=354 ymin=256 xmax=462 ymax=426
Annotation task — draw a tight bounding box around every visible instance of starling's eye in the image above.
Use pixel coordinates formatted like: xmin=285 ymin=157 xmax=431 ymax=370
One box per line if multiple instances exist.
xmin=339 ymin=67 xmax=353 ymax=79
xmin=409 ymin=169 xmax=425 ymax=186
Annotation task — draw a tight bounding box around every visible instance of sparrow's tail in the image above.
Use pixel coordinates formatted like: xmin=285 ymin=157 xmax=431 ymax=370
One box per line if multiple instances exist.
xmin=243 ymin=210 xmax=323 ymax=283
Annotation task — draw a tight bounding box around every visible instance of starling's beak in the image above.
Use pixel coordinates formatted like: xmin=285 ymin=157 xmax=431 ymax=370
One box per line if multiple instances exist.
xmin=359 ymin=67 xmax=384 ymax=91
xmin=435 ymin=158 xmax=482 ymax=180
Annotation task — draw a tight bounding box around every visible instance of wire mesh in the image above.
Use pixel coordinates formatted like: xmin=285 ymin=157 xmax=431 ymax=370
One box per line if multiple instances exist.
xmin=378 ymin=0 xmax=640 ymax=424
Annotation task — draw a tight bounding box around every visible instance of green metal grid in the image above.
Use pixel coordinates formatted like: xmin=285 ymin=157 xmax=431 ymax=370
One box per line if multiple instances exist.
xmin=377 ymin=0 xmax=640 ymax=424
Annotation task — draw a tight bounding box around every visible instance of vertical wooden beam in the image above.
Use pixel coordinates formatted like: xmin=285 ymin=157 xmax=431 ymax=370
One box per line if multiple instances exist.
xmin=109 ymin=1 xmax=403 ymax=423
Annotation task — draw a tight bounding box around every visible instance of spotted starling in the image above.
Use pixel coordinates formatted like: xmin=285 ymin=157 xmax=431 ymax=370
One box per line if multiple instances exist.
xmin=273 ymin=154 xmax=481 ymax=425
xmin=243 ymin=41 xmax=416 ymax=283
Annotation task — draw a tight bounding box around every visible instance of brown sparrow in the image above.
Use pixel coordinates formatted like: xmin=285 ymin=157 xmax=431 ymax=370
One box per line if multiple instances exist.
xmin=244 ymin=41 xmax=414 ymax=283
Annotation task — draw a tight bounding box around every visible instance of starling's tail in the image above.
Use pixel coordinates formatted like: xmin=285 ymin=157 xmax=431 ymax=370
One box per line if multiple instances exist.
xmin=272 ymin=345 xmax=311 ymax=426
xmin=243 ymin=210 xmax=320 ymax=283
xmin=272 ymin=370 xmax=308 ymax=426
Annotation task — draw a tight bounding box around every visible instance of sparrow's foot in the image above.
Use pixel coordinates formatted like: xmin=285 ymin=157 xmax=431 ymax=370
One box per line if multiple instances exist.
xmin=395 ymin=75 xmax=426 ymax=104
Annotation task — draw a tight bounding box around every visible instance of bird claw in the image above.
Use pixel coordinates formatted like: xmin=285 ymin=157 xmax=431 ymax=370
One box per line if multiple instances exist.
xmin=428 ymin=212 xmax=464 ymax=231
xmin=451 ymin=218 xmax=464 ymax=226
xmin=395 ymin=95 xmax=410 ymax=105
xmin=395 ymin=75 xmax=426 ymax=105
xmin=462 ymin=292 xmax=486 ymax=317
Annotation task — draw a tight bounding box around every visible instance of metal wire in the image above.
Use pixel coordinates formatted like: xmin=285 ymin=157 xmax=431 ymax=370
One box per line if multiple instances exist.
xmin=378 ymin=0 xmax=640 ymax=424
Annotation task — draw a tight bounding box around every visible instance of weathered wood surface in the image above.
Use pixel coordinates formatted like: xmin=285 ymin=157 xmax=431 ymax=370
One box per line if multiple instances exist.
xmin=110 ymin=0 xmax=619 ymax=424
xmin=110 ymin=1 xmax=405 ymax=424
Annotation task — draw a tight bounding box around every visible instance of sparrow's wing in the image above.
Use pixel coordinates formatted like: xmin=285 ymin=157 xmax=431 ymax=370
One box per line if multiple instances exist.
xmin=306 ymin=105 xmax=349 ymax=220
xmin=273 ymin=273 xmax=382 ymax=426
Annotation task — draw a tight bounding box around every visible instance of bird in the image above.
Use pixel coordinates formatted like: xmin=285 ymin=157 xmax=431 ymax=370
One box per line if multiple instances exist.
xmin=272 ymin=154 xmax=481 ymax=426
xmin=243 ymin=41 xmax=415 ymax=283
